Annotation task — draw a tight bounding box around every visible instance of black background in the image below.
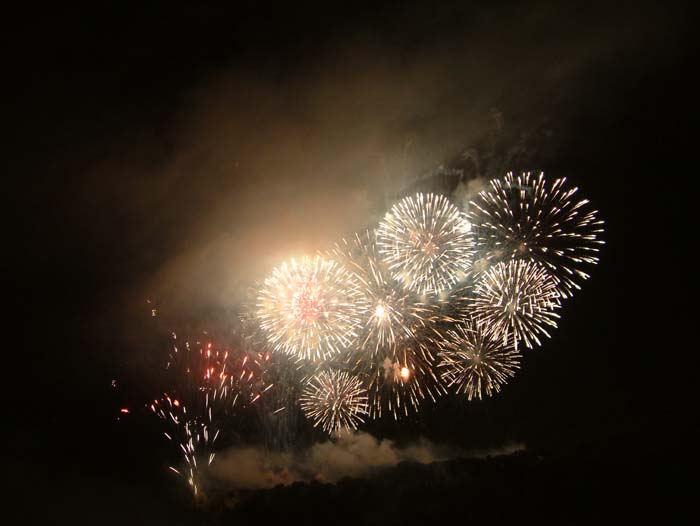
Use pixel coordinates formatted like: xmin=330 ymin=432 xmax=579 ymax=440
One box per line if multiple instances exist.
xmin=4 ymin=2 xmax=693 ymax=524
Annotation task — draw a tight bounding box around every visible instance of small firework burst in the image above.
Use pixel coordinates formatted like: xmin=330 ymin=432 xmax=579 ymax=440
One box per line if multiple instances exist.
xmin=256 ymin=256 xmax=366 ymax=362
xmin=376 ymin=193 xmax=476 ymax=295
xmin=467 ymin=172 xmax=605 ymax=298
xmin=331 ymin=231 xmax=438 ymax=358
xmin=438 ymin=320 xmax=521 ymax=400
xmin=471 ymin=259 xmax=561 ymax=349
xmin=363 ymin=333 xmax=446 ymax=419
xmin=300 ymin=370 xmax=368 ymax=434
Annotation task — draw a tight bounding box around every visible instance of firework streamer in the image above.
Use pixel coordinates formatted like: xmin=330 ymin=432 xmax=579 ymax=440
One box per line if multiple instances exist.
xmin=149 ymin=333 xmax=271 ymax=499
xmin=376 ymin=193 xmax=476 ymax=295
xmin=467 ymin=171 xmax=605 ymax=298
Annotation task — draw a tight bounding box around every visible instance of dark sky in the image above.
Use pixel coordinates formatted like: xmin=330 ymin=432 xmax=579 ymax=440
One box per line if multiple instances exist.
xmin=5 ymin=2 xmax=693 ymax=523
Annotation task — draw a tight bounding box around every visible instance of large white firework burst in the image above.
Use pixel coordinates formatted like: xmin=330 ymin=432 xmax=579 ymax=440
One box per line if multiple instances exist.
xmin=467 ymin=171 xmax=605 ymax=298
xmin=300 ymin=370 xmax=369 ymax=434
xmin=438 ymin=320 xmax=521 ymax=400
xmin=472 ymin=259 xmax=561 ymax=349
xmin=376 ymin=193 xmax=476 ymax=295
xmin=256 ymin=256 xmax=365 ymax=362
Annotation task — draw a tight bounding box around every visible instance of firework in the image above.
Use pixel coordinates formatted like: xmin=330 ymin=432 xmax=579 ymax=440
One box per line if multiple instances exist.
xmin=256 ymin=256 xmax=366 ymax=362
xmin=331 ymin=231 xmax=438 ymax=358
xmin=467 ymin=172 xmax=605 ymax=298
xmin=150 ymin=334 xmax=271 ymax=498
xmin=130 ymin=167 xmax=608 ymax=505
xmin=300 ymin=370 xmax=368 ymax=434
xmin=438 ymin=320 xmax=521 ymax=400
xmin=471 ymin=259 xmax=561 ymax=349
xmin=362 ymin=331 xmax=446 ymax=419
xmin=329 ymin=232 xmax=447 ymax=418
xmin=239 ymin=293 xmax=322 ymax=450
xmin=376 ymin=193 xmax=476 ymax=295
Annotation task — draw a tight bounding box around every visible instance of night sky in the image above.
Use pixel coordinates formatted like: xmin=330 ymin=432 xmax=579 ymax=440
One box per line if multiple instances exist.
xmin=6 ymin=2 xmax=693 ymax=524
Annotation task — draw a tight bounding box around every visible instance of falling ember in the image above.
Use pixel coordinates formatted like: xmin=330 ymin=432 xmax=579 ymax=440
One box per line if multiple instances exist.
xmin=148 ymin=335 xmax=273 ymax=500
xmin=120 ymin=408 xmax=130 ymax=414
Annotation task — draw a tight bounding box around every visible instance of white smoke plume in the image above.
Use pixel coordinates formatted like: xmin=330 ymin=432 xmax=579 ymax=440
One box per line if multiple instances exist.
xmin=209 ymin=431 xmax=525 ymax=489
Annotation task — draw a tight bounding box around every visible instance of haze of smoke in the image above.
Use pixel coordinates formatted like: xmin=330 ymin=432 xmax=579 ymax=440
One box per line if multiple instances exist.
xmin=452 ymin=175 xmax=487 ymax=214
xmin=210 ymin=431 xmax=525 ymax=489
xmin=87 ymin=3 xmax=671 ymax=380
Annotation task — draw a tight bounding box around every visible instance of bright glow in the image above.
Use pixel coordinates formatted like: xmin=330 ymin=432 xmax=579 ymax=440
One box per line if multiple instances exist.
xmin=256 ymin=256 xmax=366 ymax=362
xmin=375 ymin=303 xmax=386 ymax=319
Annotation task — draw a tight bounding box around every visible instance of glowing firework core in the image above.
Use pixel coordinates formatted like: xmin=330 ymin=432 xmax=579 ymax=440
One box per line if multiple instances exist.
xmin=291 ymin=282 xmax=324 ymax=324
xmin=375 ymin=303 xmax=386 ymax=320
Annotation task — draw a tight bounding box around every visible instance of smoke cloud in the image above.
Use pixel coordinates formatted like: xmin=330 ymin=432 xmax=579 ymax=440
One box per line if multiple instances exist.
xmin=210 ymin=431 xmax=525 ymax=489
xmin=69 ymin=2 xmax=674 ymax=385
xmin=89 ymin=3 xmax=665 ymax=325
